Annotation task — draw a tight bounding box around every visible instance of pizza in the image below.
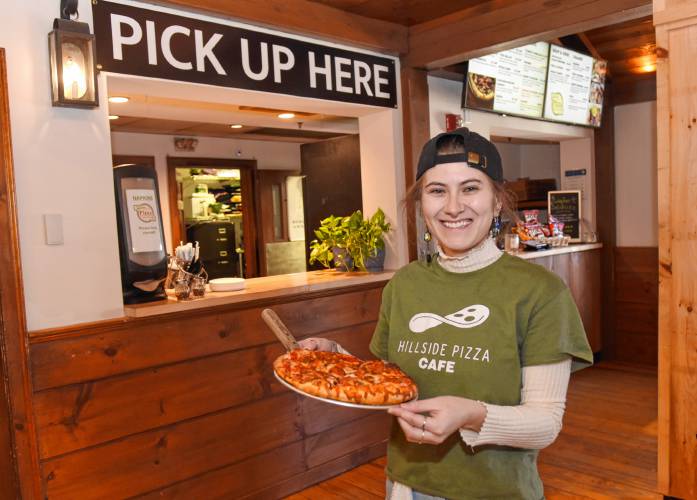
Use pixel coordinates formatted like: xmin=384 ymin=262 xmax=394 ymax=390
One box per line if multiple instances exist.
xmin=273 ymin=349 xmax=418 ymax=406
xmin=468 ymin=72 xmax=495 ymax=101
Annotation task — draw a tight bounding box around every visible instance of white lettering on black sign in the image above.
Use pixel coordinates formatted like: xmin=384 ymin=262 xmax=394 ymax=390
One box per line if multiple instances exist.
xmin=93 ymin=1 xmax=397 ymax=108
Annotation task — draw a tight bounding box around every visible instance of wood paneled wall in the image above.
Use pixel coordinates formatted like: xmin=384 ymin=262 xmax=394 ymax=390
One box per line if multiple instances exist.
xmin=527 ymin=249 xmax=602 ymax=352
xmin=614 ymin=247 xmax=658 ymax=365
xmin=29 ymin=284 xmax=388 ymax=499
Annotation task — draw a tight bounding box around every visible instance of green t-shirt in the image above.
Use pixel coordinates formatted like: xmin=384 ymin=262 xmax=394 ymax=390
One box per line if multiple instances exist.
xmin=369 ymin=253 xmax=593 ymax=500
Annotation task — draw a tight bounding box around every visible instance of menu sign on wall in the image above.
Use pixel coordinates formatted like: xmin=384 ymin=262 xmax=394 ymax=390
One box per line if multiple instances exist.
xmin=464 ymin=42 xmax=550 ymax=118
xmin=543 ymin=45 xmax=606 ymax=126
xmin=92 ymin=1 xmax=397 ymax=108
xmin=125 ymin=188 xmax=164 ymax=253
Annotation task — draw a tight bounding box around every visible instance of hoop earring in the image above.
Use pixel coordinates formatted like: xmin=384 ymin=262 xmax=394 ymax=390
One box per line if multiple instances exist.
xmin=490 ymin=216 xmax=501 ymax=238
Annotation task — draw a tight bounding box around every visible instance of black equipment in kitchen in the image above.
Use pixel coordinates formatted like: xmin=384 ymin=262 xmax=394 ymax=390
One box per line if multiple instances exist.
xmin=186 ymin=221 xmax=240 ymax=279
xmin=113 ymin=163 xmax=168 ymax=303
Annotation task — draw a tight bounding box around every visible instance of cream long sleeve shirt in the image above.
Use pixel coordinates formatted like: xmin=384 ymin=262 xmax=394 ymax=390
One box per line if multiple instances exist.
xmin=436 ymin=238 xmax=571 ymax=449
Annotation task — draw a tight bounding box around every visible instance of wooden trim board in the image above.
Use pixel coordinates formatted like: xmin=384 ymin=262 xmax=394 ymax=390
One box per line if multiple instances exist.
xmin=0 ymin=47 xmax=42 ymax=499
xmin=157 ymin=0 xmax=408 ymax=55
xmin=406 ymin=0 xmax=652 ymax=69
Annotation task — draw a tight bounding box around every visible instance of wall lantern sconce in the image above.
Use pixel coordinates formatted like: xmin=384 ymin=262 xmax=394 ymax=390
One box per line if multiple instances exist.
xmin=48 ymin=0 xmax=99 ymax=108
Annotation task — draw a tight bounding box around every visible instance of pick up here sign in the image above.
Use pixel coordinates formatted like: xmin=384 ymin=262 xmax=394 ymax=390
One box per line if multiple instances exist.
xmin=92 ymin=1 xmax=398 ymax=108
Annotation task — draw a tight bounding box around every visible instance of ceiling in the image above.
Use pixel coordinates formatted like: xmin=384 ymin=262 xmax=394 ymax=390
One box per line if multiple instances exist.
xmin=582 ymin=16 xmax=656 ymax=80
xmin=110 ymin=115 xmax=350 ymax=143
xmin=309 ymin=2 xmax=655 ymax=81
xmin=308 ymin=0 xmax=486 ymax=26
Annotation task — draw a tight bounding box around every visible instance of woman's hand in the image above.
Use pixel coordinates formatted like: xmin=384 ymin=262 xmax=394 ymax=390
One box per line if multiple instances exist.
xmin=297 ymin=337 xmax=337 ymax=352
xmin=387 ymin=396 xmax=487 ymax=445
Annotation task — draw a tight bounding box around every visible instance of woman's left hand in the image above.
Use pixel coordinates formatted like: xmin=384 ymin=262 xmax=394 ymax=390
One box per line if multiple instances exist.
xmin=387 ymin=396 xmax=487 ymax=445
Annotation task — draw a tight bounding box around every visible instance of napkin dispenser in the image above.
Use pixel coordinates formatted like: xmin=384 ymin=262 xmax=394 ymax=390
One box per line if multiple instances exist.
xmin=113 ymin=163 xmax=167 ymax=304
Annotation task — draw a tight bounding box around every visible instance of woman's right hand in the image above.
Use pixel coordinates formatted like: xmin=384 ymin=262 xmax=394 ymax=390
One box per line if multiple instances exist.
xmin=297 ymin=337 xmax=337 ymax=352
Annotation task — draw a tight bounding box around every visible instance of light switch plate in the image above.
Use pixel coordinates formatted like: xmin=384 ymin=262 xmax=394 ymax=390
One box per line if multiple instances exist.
xmin=43 ymin=214 xmax=64 ymax=245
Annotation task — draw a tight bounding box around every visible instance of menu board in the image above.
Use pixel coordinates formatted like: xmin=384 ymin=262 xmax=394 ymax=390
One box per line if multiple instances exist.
xmin=464 ymin=42 xmax=550 ymax=119
xmin=548 ymin=190 xmax=582 ymax=241
xmin=543 ymin=45 xmax=607 ymax=127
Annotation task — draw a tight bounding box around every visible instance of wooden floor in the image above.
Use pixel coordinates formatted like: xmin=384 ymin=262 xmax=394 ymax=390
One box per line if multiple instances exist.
xmin=287 ymin=362 xmax=659 ymax=499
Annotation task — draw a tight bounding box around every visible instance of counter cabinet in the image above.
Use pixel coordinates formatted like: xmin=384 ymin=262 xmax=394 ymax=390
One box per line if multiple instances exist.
xmin=30 ymin=279 xmax=390 ymax=499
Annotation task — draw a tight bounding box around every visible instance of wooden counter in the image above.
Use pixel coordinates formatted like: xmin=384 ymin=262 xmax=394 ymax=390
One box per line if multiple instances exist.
xmin=511 ymin=242 xmax=603 ymax=260
xmin=516 ymin=243 xmax=603 ymax=352
xmin=124 ymin=269 xmax=395 ymax=318
xmin=29 ymin=274 xmax=392 ymax=499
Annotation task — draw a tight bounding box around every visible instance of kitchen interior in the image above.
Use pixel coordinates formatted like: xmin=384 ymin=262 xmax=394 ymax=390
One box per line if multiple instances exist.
xmin=108 ymin=75 xmax=363 ymax=279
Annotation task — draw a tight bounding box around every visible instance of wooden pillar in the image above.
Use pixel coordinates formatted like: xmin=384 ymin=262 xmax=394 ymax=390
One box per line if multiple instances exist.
xmin=653 ymin=2 xmax=697 ymax=498
xmin=400 ymin=65 xmax=430 ymax=261
xmin=594 ymin=81 xmax=616 ymax=359
xmin=0 ymin=48 xmax=42 ymax=499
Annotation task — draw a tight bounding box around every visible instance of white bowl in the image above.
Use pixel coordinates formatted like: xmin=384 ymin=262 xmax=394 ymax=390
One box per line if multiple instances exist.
xmin=208 ymin=277 xmax=246 ymax=292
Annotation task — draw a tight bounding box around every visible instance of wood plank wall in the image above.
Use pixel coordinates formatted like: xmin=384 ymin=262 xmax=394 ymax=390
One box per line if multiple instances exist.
xmin=614 ymin=247 xmax=658 ymax=365
xmin=28 ymin=284 xmax=389 ymax=499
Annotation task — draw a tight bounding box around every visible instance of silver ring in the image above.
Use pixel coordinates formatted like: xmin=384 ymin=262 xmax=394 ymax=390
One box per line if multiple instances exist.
xmin=419 ymin=428 xmax=425 ymax=444
xmin=422 ymin=416 xmax=427 ymax=432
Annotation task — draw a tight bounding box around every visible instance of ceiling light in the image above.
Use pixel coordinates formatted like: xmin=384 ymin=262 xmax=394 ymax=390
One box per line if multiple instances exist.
xmin=109 ymin=115 xmax=119 ymax=120
xmin=229 ymin=124 xmax=243 ymax=129
xmin=108 ymin=96 xmax=129 ymax=103
xmin=278 ymin=112 xmax=295 ymax=119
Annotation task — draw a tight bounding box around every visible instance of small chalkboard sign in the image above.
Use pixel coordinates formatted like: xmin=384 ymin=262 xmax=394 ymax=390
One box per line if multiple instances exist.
xmin=548 ymin=190 xmax=582 ymax=242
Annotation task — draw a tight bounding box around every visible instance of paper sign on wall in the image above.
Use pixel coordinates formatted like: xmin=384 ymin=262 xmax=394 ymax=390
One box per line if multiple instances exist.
xmin=125 ymin=189 xmax=163 ymax=253
xmin=286 ymin=176 xmax=305 ymax=242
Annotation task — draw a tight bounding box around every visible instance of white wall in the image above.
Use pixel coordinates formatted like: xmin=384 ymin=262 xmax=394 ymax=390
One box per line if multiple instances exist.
xmin=359 ymin=109 xmax=409 ymax=270
xmin=520 ymin=144 xmax=561 ymax=188
xmin=1 ymin=0 xmax=404 ymax=330
xmin=1 ymin=0 xmax=124 ymax=330
xmin=494 ymin=142 xmax=521 ymax=180
xmin=614 ymin=101 xmax=658 ymax=247
xmin=560 ymin=138 xmax=596 ymax=233
xmin=111 ymin=132 xmax=301 ymax=252
xmin=493 ymin=142 xmax=560 ymax=186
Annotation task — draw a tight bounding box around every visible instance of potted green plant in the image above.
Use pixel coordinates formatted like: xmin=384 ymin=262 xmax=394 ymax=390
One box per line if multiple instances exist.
xmin=309 ymin=215 xmax=352 ymax=271
xmin=345 ymin=208 xmax=391 ymax=272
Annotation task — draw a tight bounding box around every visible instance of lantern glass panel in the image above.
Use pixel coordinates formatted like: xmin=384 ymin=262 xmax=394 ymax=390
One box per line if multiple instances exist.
xmin=61 ymin=41 xmax=87 ymax=100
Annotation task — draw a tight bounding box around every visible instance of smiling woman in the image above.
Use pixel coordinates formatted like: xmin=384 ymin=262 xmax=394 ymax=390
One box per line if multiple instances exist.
xmin=302 ymin=127 xmax=594 ymax=499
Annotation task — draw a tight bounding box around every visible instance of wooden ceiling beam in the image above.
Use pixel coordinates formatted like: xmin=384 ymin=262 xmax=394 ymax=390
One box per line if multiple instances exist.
xmin=156 ymin=0 xmax=408 ymax=55
xmin=406 ymin=0 xmax=652 ymax=69
xmin=578 ymin=32 xmax=603 ymax=60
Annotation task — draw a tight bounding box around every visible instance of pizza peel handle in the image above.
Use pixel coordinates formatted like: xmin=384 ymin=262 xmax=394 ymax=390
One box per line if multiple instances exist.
xmin=261 ymin=308 xmax=300 ymax=352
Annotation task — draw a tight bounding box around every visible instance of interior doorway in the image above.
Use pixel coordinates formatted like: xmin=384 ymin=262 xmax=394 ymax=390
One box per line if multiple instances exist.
xmin=167 ymin=157 xmax=259 ymax=278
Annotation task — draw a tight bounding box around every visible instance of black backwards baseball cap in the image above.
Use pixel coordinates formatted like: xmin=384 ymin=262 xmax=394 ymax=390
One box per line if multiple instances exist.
xmin=416 ymin=127 xmax=503 ymax=182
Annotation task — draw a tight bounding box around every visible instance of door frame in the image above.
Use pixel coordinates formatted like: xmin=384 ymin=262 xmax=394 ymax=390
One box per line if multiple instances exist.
xmin=0 ymin=47 xmax=42 ymax=499
xmin=166 ymin=156 xmax=260 ymax=278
